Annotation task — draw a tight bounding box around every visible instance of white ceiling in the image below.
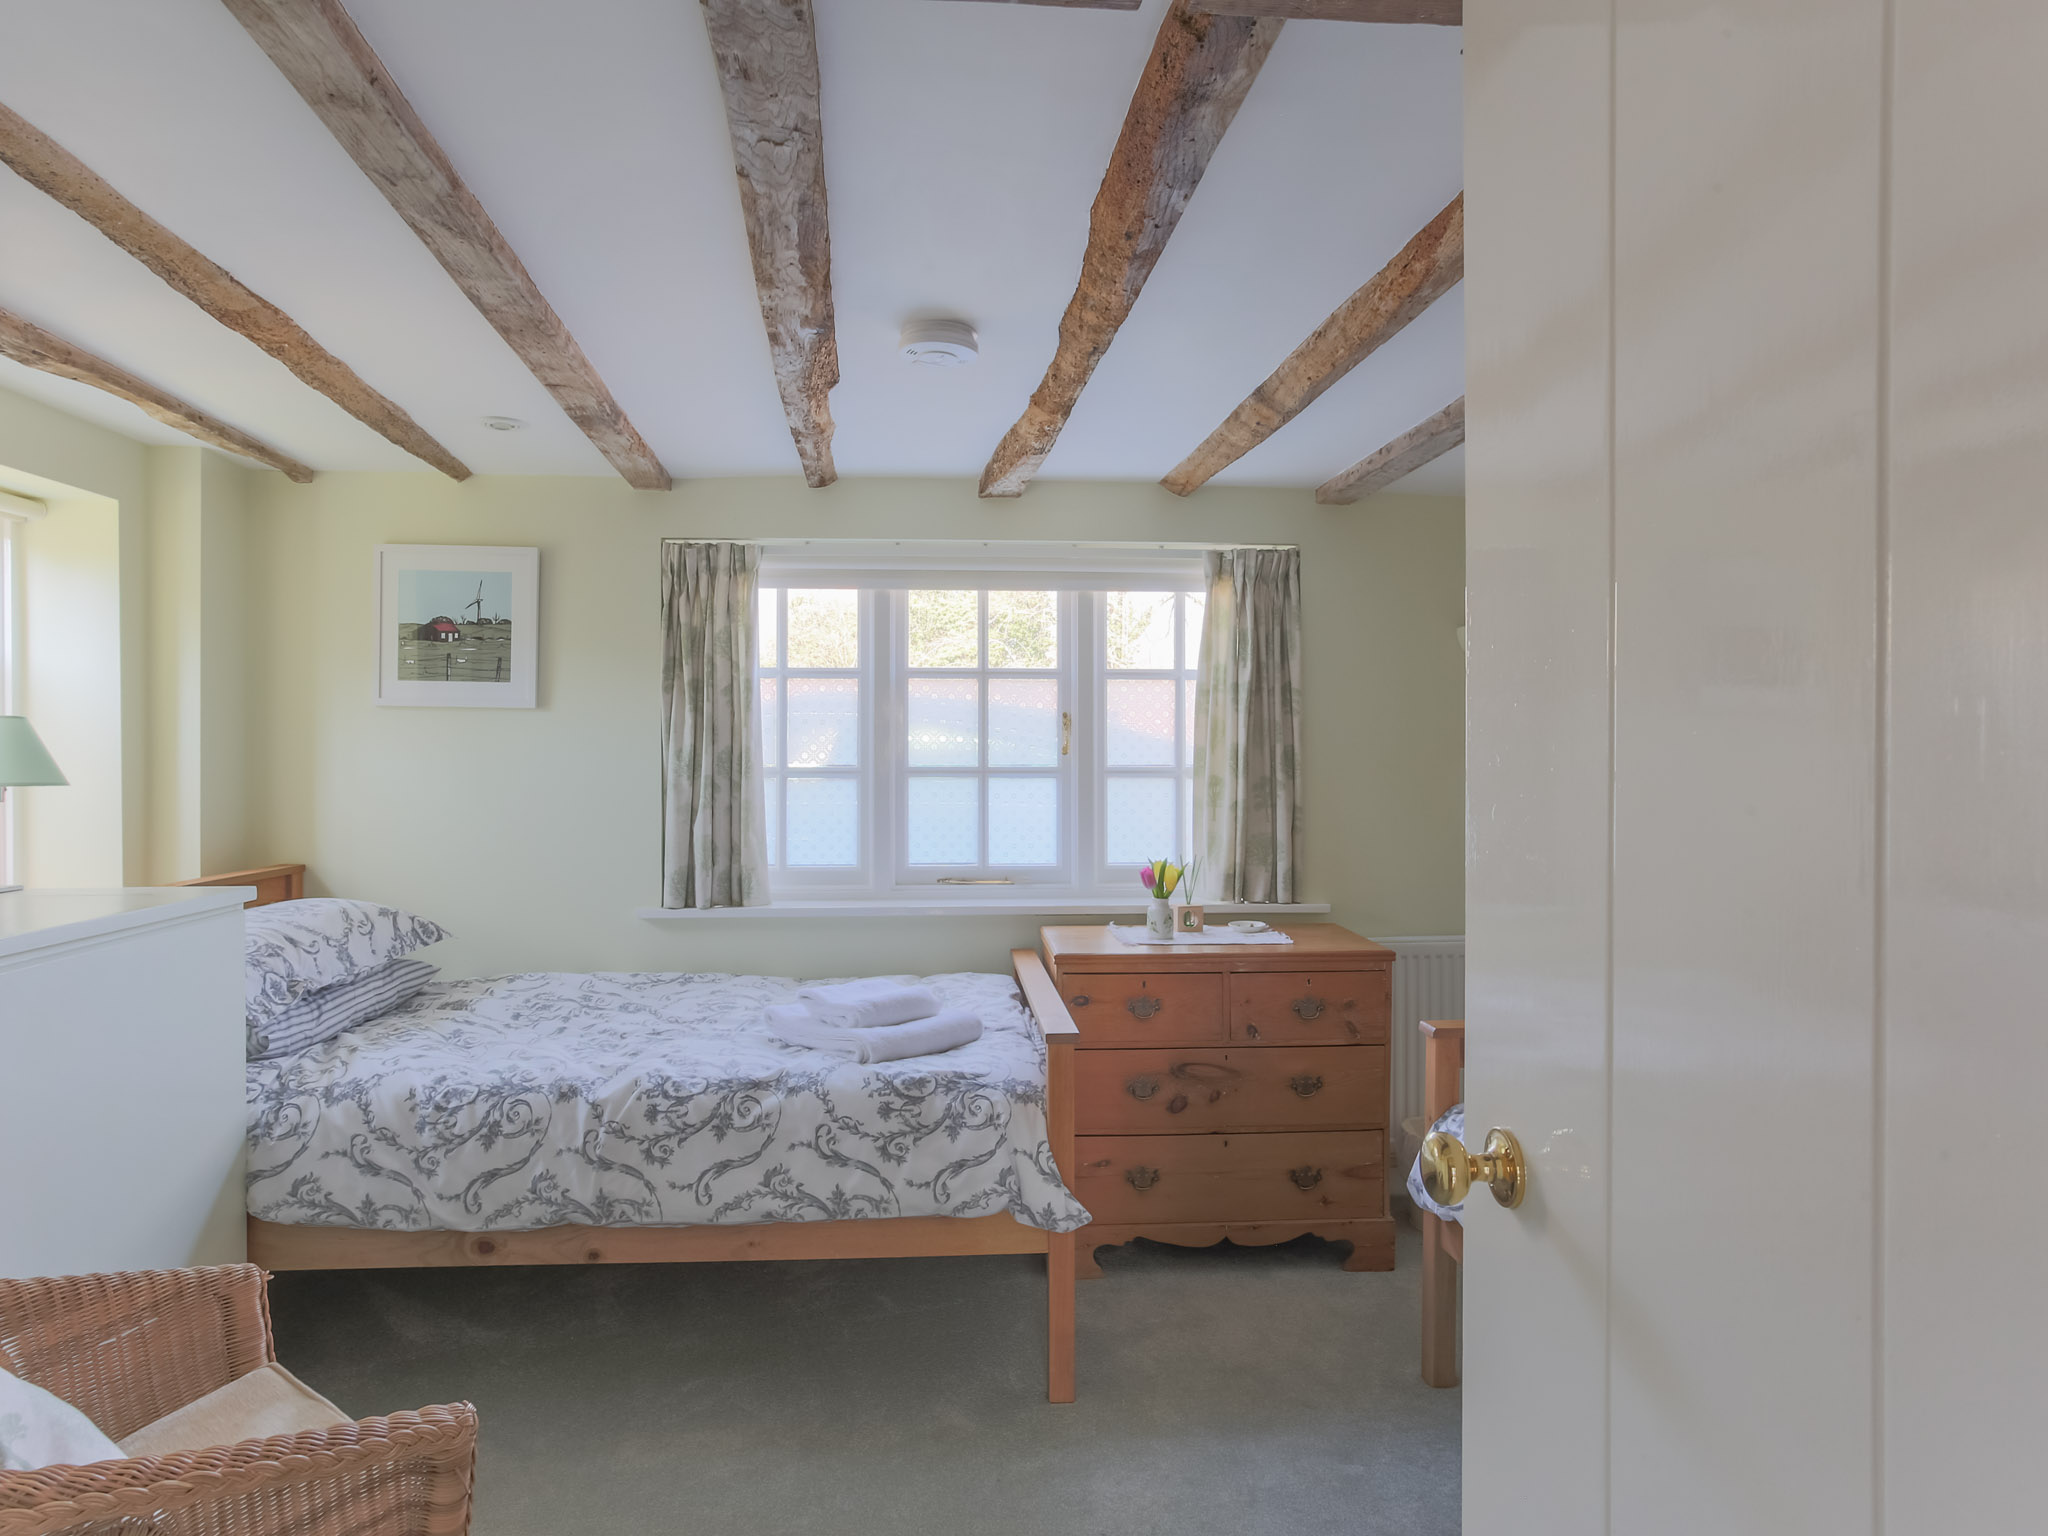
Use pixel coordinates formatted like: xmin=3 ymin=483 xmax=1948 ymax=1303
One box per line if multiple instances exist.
xmin=0 ymin=0 xmax=1463 ymax=492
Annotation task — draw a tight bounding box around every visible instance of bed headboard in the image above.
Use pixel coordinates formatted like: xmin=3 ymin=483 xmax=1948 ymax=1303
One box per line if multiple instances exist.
xmin=174 ymin=864 xmax=306 ymax=908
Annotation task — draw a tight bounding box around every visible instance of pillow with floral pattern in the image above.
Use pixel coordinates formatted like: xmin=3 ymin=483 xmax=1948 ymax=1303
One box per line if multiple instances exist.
xmin=244 ymin=898 xmax=449 ymax=1026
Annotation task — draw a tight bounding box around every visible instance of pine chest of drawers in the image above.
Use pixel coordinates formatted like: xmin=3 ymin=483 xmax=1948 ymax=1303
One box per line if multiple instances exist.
xmin=1040 ymin=924 xmax=1396 ymax=1275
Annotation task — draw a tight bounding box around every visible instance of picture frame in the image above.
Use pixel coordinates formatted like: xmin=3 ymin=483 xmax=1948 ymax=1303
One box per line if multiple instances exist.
xmin=375 ymin=544 xmax=539 ymax=708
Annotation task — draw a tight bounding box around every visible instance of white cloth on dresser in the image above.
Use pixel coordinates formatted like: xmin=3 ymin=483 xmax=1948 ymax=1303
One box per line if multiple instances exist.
xmin=1107 ymin=924 xmax=1295 ymax=946
xmin=765 ymin=1004 xmax=983 ymax=1063
xmin=793 ymin=978 xmax=942 ymax=1029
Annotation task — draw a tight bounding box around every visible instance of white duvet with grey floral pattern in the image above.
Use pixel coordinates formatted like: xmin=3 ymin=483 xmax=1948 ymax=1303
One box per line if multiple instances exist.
xmin=246 ymin=970 xmax=1091 ymax=1234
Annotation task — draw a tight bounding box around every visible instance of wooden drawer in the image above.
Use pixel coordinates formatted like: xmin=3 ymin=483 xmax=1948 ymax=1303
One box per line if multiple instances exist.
xmin=1058 ymin=972 xmax=1225 ymax=1046
xmin=1077 ymin=1131 xmax=1384 ymax=1225
xmin=1229 ymin=969 xmax=1389 ymax=1046
xmin=1074 ymin=1046 xmax=1387 ymax=1134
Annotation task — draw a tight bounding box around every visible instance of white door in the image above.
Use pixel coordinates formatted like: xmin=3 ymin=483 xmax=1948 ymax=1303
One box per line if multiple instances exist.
xmin=1464 ymin=3 xmax=2048 ymax=1532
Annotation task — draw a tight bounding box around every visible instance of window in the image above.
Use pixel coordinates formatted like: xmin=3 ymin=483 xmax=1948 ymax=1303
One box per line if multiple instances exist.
xmin=755 ymin=558 xmax=1206 ymax=903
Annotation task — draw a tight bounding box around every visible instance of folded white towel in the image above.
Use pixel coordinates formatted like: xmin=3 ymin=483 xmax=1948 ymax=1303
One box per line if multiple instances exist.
xmin=766 ymin=1004 xmax=983 ymax=1064
xmin=795 ymin=978 xmax=943 ymax=1029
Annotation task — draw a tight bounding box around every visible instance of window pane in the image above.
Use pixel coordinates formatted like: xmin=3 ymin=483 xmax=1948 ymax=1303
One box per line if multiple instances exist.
xmin=1106 ymin=777 xmax=1176 ymax=866
xmin=908 ymin=677 xmax=978 ymax=766
xmin=759 ymin=678 xmax=780 ymax=769
xmin=908 ymin=589 xmax=978 ymax=668
xmin=787 ymin=678 xmax=858 ymax=766
xmin=758 ymin=587 xmax=779 ymax=669
xmin=1106 ymin=678 xmax=1177 ymax=766
xmin=785 ymin=589 xmax=858 ymax=668
xmin=786 ymin=777 xmax=858 ymax=866
xmin=765 ymin=780 xmax=781 ymax=866
xmin=988 ymin=677 xmax=1058 ymax=766
xmin=987 ymin=590 xmax=1057 ymax=668
xmin=907 ymin=776 xmax=978 ymax=864
xmin=1106 ymin=591 xmax=1175 ymax=670
xmin=1181 ymin=590 xmax=1206 ymax=671
xmin=989 ymin=777 xmax=1058 ymax=865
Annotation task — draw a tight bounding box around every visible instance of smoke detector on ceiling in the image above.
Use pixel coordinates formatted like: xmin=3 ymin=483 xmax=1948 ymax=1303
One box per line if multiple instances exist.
xmin=899 ymin=319 xmax=978 ymax=367
xmin=482 ymin=416 xmax=525 ymax=432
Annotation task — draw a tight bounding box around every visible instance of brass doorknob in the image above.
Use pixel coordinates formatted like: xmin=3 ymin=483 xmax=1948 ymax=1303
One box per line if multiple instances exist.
xmin=1420 ymin=1127 xmax=1527 ymax=1210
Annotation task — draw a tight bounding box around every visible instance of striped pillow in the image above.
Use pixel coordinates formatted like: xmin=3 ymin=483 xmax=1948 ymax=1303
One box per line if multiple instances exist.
xmin=249 ymin=957 xmax=440 ymax=1060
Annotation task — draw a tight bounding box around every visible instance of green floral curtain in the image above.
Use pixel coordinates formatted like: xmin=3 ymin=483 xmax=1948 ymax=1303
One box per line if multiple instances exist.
xmin=661 ymin=541 xmax=769 ymax=908
xmin=1193 ymin=547 xmax=1303 ymax=904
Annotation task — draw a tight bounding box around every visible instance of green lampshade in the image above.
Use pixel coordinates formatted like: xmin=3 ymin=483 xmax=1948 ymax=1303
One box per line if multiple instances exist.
xmin=0 ymin=716 xmax=67 ymax=787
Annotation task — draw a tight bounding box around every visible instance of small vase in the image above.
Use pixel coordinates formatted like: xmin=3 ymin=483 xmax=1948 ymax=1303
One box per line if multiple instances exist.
xmin=1145 ymin=897 xmax=1175 ymax=939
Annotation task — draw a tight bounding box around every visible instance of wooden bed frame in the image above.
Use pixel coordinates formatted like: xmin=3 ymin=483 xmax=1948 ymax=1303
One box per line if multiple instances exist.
xmin=180 ymin=866 xmax=1082 ymax=1402
xmin=1418 ymin=1017 xmax=1464 ymax=1389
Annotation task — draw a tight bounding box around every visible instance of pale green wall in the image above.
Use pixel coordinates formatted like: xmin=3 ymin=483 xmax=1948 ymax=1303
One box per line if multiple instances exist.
xmin=145 ymin=446 xmax=256 ymax=882
xmin=243 ymin=472 xmax=1465 ymax=980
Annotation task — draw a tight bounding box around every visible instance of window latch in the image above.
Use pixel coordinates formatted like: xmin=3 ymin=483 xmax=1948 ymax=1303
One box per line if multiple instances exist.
xmin=938 ymin=877 xmax=1014 ymax=885
xmin=1061 ymin=710 xmax=1071 ymax=757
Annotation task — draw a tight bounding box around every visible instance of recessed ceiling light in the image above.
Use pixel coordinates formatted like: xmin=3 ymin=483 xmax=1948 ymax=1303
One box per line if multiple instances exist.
xmin=482 ymin=415 xmax=525 ymax=432
xmin=899 ymin=319 xmax=978 ymax=368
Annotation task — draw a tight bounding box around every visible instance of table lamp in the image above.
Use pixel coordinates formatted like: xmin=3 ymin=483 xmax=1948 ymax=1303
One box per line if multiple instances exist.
xmin=0 ymin=715 xmax=66 ymax=894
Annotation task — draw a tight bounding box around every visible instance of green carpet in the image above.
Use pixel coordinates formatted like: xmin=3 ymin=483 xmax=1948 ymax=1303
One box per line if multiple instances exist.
xmin=269 ymin=1226 xmax=1460 ymax=1535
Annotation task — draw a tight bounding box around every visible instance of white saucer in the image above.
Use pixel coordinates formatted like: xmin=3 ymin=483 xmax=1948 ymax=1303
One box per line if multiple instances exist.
xmin=1227 ymin=919 xmax=1270 ymax=933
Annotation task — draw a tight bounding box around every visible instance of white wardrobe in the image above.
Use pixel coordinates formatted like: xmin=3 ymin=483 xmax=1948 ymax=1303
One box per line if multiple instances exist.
xmin=0 ymin=888 xmax=246 ymax=1276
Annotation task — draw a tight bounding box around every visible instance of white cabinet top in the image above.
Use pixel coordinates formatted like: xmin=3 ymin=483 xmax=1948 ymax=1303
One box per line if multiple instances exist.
xmin=0 ymin=887 xmax=251 ymax=963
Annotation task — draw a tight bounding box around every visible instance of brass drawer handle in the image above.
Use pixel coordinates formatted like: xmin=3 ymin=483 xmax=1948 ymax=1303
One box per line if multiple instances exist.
xmin=1125 ymin=1166 xmax=1161 ymax=1192
xmin=1243 ymin=1023 xmax=1261 ymax=1040
xmin=1291 ymin=997 xmax=1326 ymax=1021
xmin=1289 ymin=1074 xmax=1324 ymax=1098
xmin=1126 ymin=1076 xmax=1159 ymax=1101
xmin=1070 ymin=994 xmax=1091 ymax=1008
xmin=1288 ymin=1166 xmax=1324 ymax=1192
xmin=1126 ymin=996 xmax=1162 ymax=1020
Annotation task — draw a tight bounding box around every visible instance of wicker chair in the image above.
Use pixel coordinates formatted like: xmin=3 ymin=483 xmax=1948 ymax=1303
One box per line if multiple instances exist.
xmin=0 ymin=1266 xmax=475 ymax=1536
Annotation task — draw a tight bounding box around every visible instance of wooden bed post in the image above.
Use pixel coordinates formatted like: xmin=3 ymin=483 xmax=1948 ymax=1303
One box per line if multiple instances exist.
xmin=1419 ymin=1017 xmax=1465 ymax=1389
xmin=1014 ymin=948 xmax=1081 ymax=1404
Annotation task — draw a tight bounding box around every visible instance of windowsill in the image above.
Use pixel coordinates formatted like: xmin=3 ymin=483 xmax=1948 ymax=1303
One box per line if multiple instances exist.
xmin=636 ymin=899 xmax=1334 ymax=921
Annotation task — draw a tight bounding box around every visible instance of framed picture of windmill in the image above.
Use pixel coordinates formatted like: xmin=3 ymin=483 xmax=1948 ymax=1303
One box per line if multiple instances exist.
xmin=375 ymin=545 xmax=539 ymax=708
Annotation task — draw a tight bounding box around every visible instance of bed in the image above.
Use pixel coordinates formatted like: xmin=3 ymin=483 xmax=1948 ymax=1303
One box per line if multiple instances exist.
xmin=181 ymin=866 xmax=1087 ymax=1403
xmin=1413 ymin=1017 xmax=1463 ymax=1388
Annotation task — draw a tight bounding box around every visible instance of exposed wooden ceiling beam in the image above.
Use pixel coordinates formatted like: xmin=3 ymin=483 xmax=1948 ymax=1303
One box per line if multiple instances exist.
xmin=1315 ymin=396 xmax=1464 ymax=504
xmin=931 ymin=1 xmax=1142 ymax=9
xmin=700 ymin=0 xmax=838 ymax=489
xmin=979 ymin=0 xmax=1283 ymax=498
xmin=1193 ymin=1 xmax=1461 ymax=22
xmin=1161 ymin=192 xmax=1461 ymax=495
xmin=0 ymin=97 xmax=464 ymax=481
xmin=222 ymin=0 xmax=671 ymax=491
xmin=0 ymin=306 xmax=315 ymax=481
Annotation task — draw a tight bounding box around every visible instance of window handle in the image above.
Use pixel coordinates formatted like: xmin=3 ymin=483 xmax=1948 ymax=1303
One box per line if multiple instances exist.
xmin=1061 ymin=710 xmax=1071 ymax=756
xmin=938 ymin=877 xmax=1014 ymax=885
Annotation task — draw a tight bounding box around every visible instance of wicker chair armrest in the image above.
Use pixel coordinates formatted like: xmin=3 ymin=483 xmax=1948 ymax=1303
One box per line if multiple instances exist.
xmin=0 ymin=1405 xmax=478 ymax=1536
xmin=0 ymin=1267 xmax=273 ymax=1437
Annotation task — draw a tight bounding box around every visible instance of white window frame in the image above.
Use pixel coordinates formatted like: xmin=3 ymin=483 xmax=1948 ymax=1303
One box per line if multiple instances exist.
xmin=753 ymin=546 xmax=1209 ymax=906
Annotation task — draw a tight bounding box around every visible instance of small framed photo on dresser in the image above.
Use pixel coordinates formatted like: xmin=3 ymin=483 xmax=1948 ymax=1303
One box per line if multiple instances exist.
xmin=376 ymin=544 xmax=539 ymax=708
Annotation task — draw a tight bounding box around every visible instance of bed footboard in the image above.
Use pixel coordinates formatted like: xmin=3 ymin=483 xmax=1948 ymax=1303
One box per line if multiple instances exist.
xmin=1420 ymin=1017 xmax=1465 ymax=1389
xmin=1012 ymin=947 xmax=1081 ymax=1403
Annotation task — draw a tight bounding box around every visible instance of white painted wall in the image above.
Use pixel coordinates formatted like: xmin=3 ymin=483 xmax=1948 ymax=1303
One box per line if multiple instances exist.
xmin=241 ymin=473 xmax=1466 ymax=980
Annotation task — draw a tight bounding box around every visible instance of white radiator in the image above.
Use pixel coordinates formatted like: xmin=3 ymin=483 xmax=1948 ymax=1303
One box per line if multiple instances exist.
xmin=1374 ymin=936 xmax=1467 ymax=1133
